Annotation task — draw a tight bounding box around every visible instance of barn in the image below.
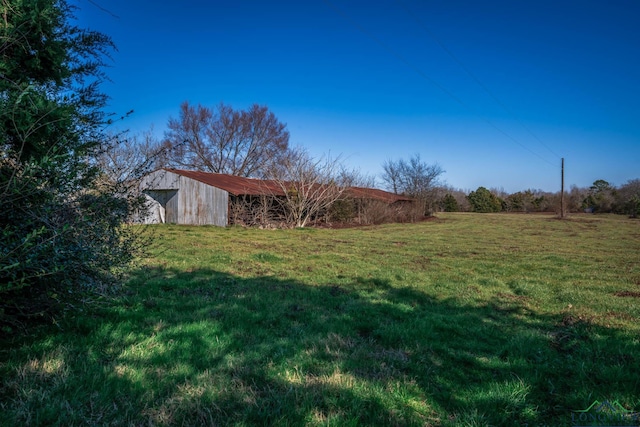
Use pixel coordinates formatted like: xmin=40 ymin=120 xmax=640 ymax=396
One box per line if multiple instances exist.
xmin=141 ymin=168 xmax=281 ymax=226
xmin=141 ymin=168 xmax=412 ymax=226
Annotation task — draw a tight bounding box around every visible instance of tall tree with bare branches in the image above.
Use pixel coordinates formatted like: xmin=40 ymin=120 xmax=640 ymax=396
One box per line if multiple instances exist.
xmin=163 ymin=101 xmax=290 ymax=178
xmin=381 ymin=154 xmax=444 ymax=214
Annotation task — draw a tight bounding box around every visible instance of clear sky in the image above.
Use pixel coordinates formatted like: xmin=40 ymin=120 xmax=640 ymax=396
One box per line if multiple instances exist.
xmin=73 ymin=0 xmax=639 ymax=193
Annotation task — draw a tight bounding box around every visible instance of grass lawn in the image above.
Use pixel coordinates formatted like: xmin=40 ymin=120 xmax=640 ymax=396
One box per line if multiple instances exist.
xmin=1 ymin=213 xmax=639 ymax=426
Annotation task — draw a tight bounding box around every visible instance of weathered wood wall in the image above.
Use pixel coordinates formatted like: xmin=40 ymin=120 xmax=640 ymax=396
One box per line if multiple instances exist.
xmin=176 ymin=177 xmax=228 ymax=226
xmin=141 ymin=170 xmax=229 ymax=226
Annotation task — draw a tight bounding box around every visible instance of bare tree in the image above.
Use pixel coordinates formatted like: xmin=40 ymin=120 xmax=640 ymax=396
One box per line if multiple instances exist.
xmin=381 ymin=159 xmax=402 ymax=194
xmin=96 ymin=128 xmax=164 ymax=187
xmin=381 ymin=154 xmax=445 ymax=215
xmin=567 ymin=185 xmax=588 ymax=213
xmin=163 ymin=101 xmax=290 ymax=178
xmin=266 ymin=148 xmax=346 ymax=228
xmin=94 ymin=128 xmax=166 ymax=222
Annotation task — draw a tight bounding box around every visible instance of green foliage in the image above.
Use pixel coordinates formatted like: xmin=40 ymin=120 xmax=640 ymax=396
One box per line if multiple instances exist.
xmin=328 ymin=199 xmax=356 ymax=222
xmin=1 ymin=0 xmax=112 ymax=160
xmin=613 ymin=179 xmax=640 ymax=218
xmin=582 ymin=179 xmax=615 ymax=213
xmin=626 ymin=195 xmax=640 ymax=218
xmin=0 ymin=0 xmax=144 ymax=331
xmin=441 ymin=193 xmax=459 ymax=212
xmin=504 ymin=190 xmax=546 ymax=212
xmin=467 ymin=186 xmax=503 ymax=212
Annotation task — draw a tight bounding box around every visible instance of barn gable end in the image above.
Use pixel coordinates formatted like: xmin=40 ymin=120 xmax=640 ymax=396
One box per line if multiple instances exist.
xmin=141 ymin=169 xmax=229 ymax=226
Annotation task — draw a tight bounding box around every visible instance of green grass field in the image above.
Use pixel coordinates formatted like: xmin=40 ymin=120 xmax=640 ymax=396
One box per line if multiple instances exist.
xmin=1 ymin=213 xmax=639 ymax=426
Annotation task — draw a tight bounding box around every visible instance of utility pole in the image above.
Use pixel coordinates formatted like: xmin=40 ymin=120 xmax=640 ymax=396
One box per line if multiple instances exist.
xmin=560 ymin=158 xmax=565 ymax=218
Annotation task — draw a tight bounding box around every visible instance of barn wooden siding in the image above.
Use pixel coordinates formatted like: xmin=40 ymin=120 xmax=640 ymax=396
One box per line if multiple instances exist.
xmin=142 ymin=170 xmax=229 ymax=226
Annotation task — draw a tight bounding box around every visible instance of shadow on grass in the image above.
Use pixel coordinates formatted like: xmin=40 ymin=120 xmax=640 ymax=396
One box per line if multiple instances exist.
xmin=1 ymin=267 xmax=639 ymax=426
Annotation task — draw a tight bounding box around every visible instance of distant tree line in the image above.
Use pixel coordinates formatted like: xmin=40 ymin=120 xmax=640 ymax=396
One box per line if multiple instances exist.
xmin=433 ymin=179 xmax=640 ymax=218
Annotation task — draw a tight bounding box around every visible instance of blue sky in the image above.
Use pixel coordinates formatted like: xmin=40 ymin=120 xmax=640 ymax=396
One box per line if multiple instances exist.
xmin=73 ymin=0 xmax=639 ymax=193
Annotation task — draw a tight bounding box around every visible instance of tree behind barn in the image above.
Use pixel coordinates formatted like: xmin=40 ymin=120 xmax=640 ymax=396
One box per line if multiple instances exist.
xmin=381 ymin=154 xmax=444 ymax=215
xmin=0 ymin=0 xmax=145 ymax=331
xmin=163 ymin=101 xmax=290 ymax=178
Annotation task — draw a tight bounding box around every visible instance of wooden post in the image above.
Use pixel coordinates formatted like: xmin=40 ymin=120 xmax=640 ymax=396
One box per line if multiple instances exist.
xmin=560 ymin=158 xmax=565 ymax=218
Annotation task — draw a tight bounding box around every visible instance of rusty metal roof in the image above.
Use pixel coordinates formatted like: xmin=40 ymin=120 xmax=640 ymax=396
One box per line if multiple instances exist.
xmin=165 ymin=168 xmax=286 ymax=196
xmin=346 ymin=186 xmax=413 ymax=203
xmin=164 ymin=169 xmax=411 ymax=203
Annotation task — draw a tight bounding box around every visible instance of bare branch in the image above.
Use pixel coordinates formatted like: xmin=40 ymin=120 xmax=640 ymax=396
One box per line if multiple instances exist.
xmin=265 ymin=148 xmax=346 ymax=228
xmin=380 ymin=154 xmax=445 ymax=215
xmin=163 ymin=101 xmax=290 ymax=178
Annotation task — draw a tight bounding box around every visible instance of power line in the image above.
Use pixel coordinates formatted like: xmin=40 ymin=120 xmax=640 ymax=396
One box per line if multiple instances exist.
xmin=395 ymin=0 xmax=561 ymax=160
xmin=322 ymin=0 xmax=557 ymax=168
xmin=86 ymin=0 xmax=120 ymax=19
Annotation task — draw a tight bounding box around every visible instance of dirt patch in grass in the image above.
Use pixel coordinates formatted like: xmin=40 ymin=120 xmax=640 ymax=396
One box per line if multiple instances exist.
xmin=602 ymin=311 xmax=636 ymax=321
xmin=412 ymin=255 xmax=432 ymax=269
xmin=557 ymin=313 xmax=594 ymax=328
xmin=496 ymin=292 xmax=531 ymax=303
xmin=550 ymin=314 xmax=594 ymax=353
xmin=614 ymin=291 xmax=640 ymax=298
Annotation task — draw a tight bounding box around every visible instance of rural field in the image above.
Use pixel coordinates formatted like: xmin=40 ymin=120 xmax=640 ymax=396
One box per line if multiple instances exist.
xmin=1 ymin=213 xmax=639 ymax=426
